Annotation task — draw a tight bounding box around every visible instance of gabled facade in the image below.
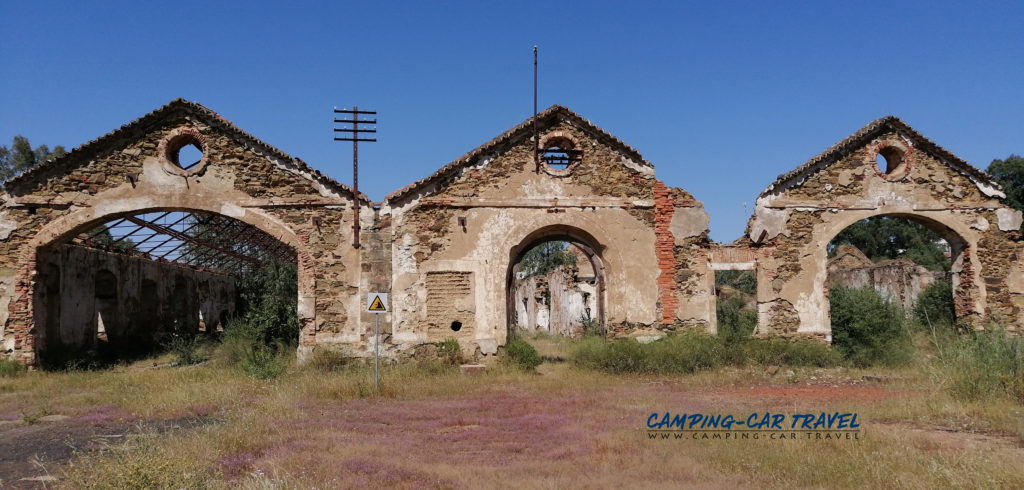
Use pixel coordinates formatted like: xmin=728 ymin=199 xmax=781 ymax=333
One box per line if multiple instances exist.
xmin=0 ymin=99 xmax=367 ymax=364
xmin=744 ymin=116 xmax=1023 ymax=337
xmin=383 ymin=105 xmax=711 ymax=355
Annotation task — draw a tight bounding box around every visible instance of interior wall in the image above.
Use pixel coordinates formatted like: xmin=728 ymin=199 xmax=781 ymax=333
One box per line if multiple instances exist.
xmin=33 ymin=244 xmax=235 ymax=357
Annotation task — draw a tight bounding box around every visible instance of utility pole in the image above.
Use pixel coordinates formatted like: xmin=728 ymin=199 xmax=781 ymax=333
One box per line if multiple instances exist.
xmin=333 ymin=107 xmax=377 ymax=248
xmin=533 ymin=46 xmax=540 ymax=173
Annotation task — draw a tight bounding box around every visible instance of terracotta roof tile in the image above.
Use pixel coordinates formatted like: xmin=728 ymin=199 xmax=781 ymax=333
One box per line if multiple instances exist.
xmin=759 ymin=116 xmax=1003 ymax=199
xmin=386 ymin=104 xmax=652 ymax=202
xmin=4 ymin=98 xmax=368 ymax=202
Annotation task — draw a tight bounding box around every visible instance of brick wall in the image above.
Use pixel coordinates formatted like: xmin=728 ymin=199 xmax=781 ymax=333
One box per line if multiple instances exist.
xmin=654 ymin=181 xmax=679 ymax=324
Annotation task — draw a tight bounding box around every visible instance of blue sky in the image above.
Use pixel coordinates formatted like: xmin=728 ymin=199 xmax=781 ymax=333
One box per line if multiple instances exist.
xmin=2 ymin=0 xmax=1021 ymax=242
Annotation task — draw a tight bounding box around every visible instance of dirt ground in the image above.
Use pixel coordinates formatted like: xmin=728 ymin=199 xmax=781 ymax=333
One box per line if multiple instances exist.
xmin=2 ymin=363 xmax=1022 ymax=488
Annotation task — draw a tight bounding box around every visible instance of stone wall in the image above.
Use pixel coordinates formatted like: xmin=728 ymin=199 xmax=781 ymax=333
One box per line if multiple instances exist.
xmin=33 ymin=244 xmax=235 ymax=359
xmin=512 ymin=267 xmax=598 ymax=337
xmin=386 ymin=106 xmax=711 ymax=356
xmin=826 ymin=245 xmax=941 ymax=313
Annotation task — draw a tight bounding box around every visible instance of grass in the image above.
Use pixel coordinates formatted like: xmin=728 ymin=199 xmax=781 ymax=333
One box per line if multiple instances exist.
xmin=1 ymin=332 xmax=1022 ymax=488
xmin=570 ymin=330 xmax=843 ymax=374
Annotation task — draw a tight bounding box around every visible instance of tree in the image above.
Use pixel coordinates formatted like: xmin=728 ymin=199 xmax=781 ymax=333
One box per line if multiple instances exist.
xmin=987 ymin=154 xmax=1024 ymax=214
xmin=517 ymin=241 xmax=578 ymax=278
xmin=0 ymin=136 xmax=67 ymax=182
xmin=88 ymin=226 xmax=136 ymax=252
xmin=830 ymin=217 xmax=951 ymax=271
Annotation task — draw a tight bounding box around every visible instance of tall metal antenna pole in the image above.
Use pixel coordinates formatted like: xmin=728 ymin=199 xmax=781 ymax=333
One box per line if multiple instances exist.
xmin=334 ymin=107 xmax=377 ymax=249
xmin=533 ymin=45 xmax=539 ymax=173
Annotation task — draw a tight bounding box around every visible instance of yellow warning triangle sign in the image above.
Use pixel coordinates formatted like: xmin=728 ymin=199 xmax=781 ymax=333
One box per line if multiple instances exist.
xmin=368 ymin=295 xmax=386 ymax=311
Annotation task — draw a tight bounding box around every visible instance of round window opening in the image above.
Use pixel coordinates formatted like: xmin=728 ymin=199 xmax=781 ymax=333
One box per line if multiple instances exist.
xmin=176 ymin=143 xmax=204 ymax=170
xmin=542 ymin=146 xmax=573 ymax=170
xmin=163 ymin=131 xmax=206 ymax=173
xmin=450 ymin=321 xmax=462 ymax=332
xmin=540 ymin=137 xmax=580 ymax=173
xmin=875 ymin=146 xmax=909 ymax=180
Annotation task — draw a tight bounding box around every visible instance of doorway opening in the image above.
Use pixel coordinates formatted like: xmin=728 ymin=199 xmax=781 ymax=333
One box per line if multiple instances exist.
xmin=507 ymin=234 xmax=605 ymax=339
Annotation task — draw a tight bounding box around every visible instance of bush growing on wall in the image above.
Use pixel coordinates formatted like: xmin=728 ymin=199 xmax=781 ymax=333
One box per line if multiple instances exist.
xmin=829 ymin=285 xmax=913 ymax=367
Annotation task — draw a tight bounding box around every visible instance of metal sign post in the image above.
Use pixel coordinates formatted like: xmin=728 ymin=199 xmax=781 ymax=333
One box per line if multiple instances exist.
xmin=366 ymin=293 xmax=388 ymax=390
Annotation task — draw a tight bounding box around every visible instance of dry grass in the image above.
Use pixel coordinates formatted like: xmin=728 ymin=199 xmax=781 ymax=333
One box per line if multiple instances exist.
xmin=1 ymin=337 xmax=1022 ymax=488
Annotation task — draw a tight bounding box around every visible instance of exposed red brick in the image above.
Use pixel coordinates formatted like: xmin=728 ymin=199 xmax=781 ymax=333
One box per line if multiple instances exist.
xmin=654 ymin=180 xmax=678 ymax=324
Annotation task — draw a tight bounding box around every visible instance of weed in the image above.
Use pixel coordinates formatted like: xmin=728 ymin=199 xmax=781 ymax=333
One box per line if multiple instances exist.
xmin=0 ymin=358 xmax=26 ymax=377
xmin=580 ymin=314 xmax=605 ymax=337
xmin=437 ymin=338 xmax=464 ymax=366
xmin=304 ymin=348 xmax=351 ymax=372
xmin=914 ymin=278 xmax=956 ymax=330
xmin=164 ymin=334 xmax=205 ymax=366
xmin=716 ymin=295 xmax=757 ymax=345
xmin=937 ymin=328 xmax=1024 ymax=404
xmin=574 ymin=332 xmax=841 ymax=374
xmin=572 ymin=330 xmax=724 ymax=374
xmin=733 ymin=337 xmax=843 ymax=367
xmin=241 ymin=344 xmax=288 ymax=380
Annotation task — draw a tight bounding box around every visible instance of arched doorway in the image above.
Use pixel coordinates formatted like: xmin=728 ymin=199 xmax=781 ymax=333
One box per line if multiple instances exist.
xmin=821 ymin=213 xmax=970 ymax=337
xmin=506 ymin=226 xmax=606 ymax=338
xmin=29 ymin=207 xmax=305 ymax=367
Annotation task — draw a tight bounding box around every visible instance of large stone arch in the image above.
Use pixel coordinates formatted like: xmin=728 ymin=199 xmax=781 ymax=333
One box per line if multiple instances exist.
xmin=744 ymin=116 xmax=1023 ymax=338
xmin=18 ymin=201 xmax=319 ymax=361
xmin=789 ymin=209 xmax=978 ymax=339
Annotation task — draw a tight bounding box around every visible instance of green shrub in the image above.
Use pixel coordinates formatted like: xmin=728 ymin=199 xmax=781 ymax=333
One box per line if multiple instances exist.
xmin=572 ymin=330 xmax=724 ymax=374
xmin=0 ymin=359 xmax=26 ymax=377
xmin=716 ymin=296 xmax=758 ymax=345
xmin=241 ymin=344 xmax=288 ymax=380
xmin=505 ymin=339 xmax=542 ymax=370
xmin=165 ymin=334 xmax=205 ymax=366
xmin=715 ymin=270 xmax=756 ymax=295
xmin=437 ymin=338 xmax=464 ymax=366
xmin=830 ymin=285 xmax=913 ymax=367
xmin=914 ymin=278 xmax=955 ymax=329
xmin=939 ymin=329 xmax=1024 ymax=404
xmin=233 ymin=260 xmax=300 ymax=347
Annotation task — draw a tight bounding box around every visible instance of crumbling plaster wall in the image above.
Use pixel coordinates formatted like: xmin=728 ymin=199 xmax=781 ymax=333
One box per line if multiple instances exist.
xmin=386 ymin=119 xmax=711 ymax=355
xmin=826 ymin=247 xmax=941 ymax=313
xmin=745 ymin=129 xmax=1022 ymax=338
xmin=0 ymin=106 xmax=364 ymax=364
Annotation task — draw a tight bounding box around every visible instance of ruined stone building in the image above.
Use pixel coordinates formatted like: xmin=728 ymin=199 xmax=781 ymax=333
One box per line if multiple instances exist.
xmin=0 ymin=99 xmax=1021 ymax=365
xmin=826 ymin=245 xmax=945 ymax=313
